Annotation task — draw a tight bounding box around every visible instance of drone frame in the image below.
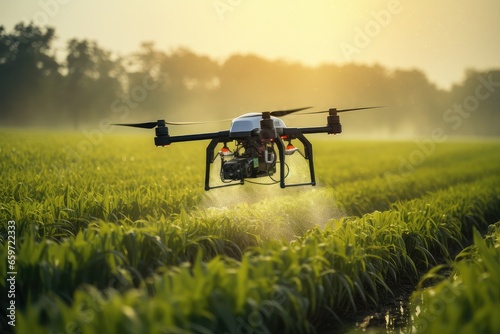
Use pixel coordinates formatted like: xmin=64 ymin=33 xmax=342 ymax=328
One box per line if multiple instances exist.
xmin=153 ymin=108 xmax=342 ymax=190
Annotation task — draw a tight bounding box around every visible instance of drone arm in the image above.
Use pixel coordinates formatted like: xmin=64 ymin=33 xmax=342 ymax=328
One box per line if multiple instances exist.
xmin=285 ymin=125 xmax=341 ymax=136
xmin=284 ymin=112 xmax=342 ymax=135
xmin=296 ymin=126 xmax=331 ymax=134
xmin=155 ymin=130 xmax=230 ymax=146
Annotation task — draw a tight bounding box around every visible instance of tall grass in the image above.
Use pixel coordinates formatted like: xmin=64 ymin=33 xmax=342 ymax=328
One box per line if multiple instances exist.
xmin=1 ymin=131 xmax=500 ymax=333
xmin=3 ymin=176 xmax=499 ymax=333
xmin=409 ymin=223 xmax=500 ymax=334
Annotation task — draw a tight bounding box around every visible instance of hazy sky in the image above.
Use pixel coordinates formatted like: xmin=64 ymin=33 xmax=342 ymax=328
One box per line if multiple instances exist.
xmin=2 ymin=0 xmax=499 ymax=89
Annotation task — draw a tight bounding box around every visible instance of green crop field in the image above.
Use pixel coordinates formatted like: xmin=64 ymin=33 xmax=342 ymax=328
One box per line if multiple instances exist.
xmin=1 ymin=130 xmax=500 ymax=334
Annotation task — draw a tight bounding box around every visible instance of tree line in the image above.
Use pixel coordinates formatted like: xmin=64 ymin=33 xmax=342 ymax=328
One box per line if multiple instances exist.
xmin=1 ymin=22 xmax=498 ymax=136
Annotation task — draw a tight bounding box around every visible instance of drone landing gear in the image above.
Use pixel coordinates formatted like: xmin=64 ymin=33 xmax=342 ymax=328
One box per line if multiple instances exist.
xmin=275 ymin=133 xmax=316 ymax=189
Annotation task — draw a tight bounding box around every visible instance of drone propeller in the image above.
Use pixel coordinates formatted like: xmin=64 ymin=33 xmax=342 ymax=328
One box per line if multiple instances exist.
xmin=299 ymin=106 xmax=384 ymax=115
xmin=112 ymin=119 xmax=229 ymax=129
xmin=113 ymin=121 xmax=161 ymax=129
xmin=112 ymin=106 xmax=382 ymax=130
xmin=241 ymin=106 xmax=313 ymax=118
xmin=269 ymin=106 xmax=313 ymax=117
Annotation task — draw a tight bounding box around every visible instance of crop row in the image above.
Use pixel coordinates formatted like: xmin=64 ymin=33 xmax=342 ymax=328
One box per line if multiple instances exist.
xmin=409 ymin=222 xmax=500 ymax=333
xmin=2 ymin=133 xmax=500 ymax=333
xmin=2 ymin=133 xmax=499 ymax=241
xmin=329 ymin=141 xmax=500 ymax=215
xmin=4 ymin=175 xmax=499 ymax=333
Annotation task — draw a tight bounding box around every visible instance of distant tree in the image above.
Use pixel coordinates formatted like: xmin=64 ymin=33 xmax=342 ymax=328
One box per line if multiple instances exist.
xmin=386 ymin=68 xmax=445 ymax=134
xmin=0 ymin=21 xmax=498 ymax=137
xmin=128 ymin=44 xmax=220 ymax=120
xmin=0 ymin=22 xmax=60 ymax=124
xmin=161 ymin=47 xmax=221 ymax=117
xmin=447 ymin=69 xmax=500 ymax=136
xmin=126 ymin=42 xmax=170 ymax=118
xmin=218 ymin=54 xmax=314 ymax=113
xmin=64 ymin=39 xmax=125 ymax=127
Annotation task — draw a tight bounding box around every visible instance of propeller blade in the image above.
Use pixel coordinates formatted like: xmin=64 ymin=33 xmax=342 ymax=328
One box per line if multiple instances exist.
xmin=337 ymin=106 xmax=385 ymax=113
xmin=299 ymin=106 xmax=384 ymax=115
xmin=113 ymin=121 xmax=159 ymax=129
xmin=113 ymin=118 xmax=232 ymax=129
xmin=241 ymin=107 xmax=313 ymax=118
xmin=270 ymin=106 xmax=313 ymax=117
xmin=164 ymin=120 xmax=227 ymax=125
xmin=299 ymin=106 xmax=385 ymax=115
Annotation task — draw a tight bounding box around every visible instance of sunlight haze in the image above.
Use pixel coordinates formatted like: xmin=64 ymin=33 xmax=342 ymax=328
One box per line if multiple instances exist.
xmin=2 ymin=0 xmax=499 ymax=89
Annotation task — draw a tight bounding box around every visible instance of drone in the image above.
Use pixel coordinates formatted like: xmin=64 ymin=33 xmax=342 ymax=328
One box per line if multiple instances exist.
xmin=114 ymin=106 xmax=381 ymax=190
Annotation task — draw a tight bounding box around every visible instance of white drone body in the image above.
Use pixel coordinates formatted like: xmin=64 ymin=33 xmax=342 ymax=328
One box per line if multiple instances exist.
xmin=229 ymin=113 xmax=287 ymax=135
